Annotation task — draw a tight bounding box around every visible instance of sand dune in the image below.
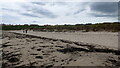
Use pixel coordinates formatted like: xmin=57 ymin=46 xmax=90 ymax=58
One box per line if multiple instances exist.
xmin=2 ymin=31 xmax=119 ymax=67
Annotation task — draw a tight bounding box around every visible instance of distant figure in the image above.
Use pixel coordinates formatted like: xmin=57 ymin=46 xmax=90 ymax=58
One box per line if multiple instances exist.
xmin=23 ymin=30 xmax=24 ymax=33
xmin=25 ymin=30 xmax=28 ymax=33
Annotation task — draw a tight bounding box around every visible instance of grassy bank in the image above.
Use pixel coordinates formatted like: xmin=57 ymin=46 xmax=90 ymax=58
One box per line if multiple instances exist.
xmin=1 ymin=22 xmax=120 ymax=32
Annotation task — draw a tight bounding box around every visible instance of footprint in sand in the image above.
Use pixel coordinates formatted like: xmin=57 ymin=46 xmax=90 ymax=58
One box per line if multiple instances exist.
xmin=61 ymin=59 xmax=64 ymax=62
xmin=42 ymin=51 xmax=44 ymax=53
xmin=35 ymin=42 xmax=38 ymax=44
xmin=2 ymin=44 xmax=12 ymax=47
xmin=43 ymin=53 xmax=50 ymax=55
xmin=8 ymin=57 xmax=20 ymax=63
xmin=52 ymin=59 xmax=56 ymax=62
xmin=31 ymin=47 xmax=35 ymax=49
xmin=37 ymin=49 xmax=41 ymax=51
xmin=35 ymin=56 xmax=43 ymax=59
xmin=30 ymin=53 xmax=38 ymax=55
xmin=40 ymin=41 xmax=44 ymax=43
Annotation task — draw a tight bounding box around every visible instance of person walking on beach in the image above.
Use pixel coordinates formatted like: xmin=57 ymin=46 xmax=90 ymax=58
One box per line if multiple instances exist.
xmin=25 ymin=29 xmax=28 ymax=33
xmin=23 ymin=29 xmax=25 ymax=33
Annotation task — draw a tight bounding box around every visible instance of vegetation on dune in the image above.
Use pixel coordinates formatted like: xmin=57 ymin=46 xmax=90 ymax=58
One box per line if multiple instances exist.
xmin=1 ymin=22 xmax=120 ymax=32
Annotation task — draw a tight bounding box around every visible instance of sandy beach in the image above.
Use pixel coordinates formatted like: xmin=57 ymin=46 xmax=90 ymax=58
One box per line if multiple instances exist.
xmin=11 ymin=30 xmax=118 ymax=48
xmin=1 ymin=1 xmax=120 ymax=67
xmin=2 ymin=31 xmax=120 ymax=67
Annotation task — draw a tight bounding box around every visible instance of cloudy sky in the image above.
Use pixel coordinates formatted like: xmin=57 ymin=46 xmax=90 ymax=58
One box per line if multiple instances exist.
xmin=0 ymin=0 xmax=119 ymax=25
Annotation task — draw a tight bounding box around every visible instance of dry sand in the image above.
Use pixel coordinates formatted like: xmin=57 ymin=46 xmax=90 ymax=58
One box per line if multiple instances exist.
xmin=11 ymin=30 xmax=118 ymax=48
xmin=2 ymin=31 xmax=120 ymax=67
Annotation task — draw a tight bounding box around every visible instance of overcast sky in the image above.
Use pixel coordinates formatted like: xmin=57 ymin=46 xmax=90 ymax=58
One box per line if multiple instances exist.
xmin=0 ymin=0 xmax=119 ymax=25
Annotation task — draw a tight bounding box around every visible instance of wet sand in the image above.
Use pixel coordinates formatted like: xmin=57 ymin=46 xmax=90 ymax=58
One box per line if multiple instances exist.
xmin=2 ymin=31 xmax=120 ymax=67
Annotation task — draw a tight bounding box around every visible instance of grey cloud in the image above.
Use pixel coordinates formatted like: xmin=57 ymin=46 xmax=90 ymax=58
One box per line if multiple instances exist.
xmin=74 ymin=9 xmax=86 ymax=15
xmin=32 ymin=8 xmax=57 ymax=18
xmin=31 ymin=2 xmax=46 ymax=5
xmin=90 ymin=13 xmax=117 ymax=17
xmin=2 ymin=14 xmax=19 ymax=23
xmin=52 ymin=2 xmax=67 ymax=6
xmin=73 ymin=2 xmax=89 ymax=15
xmin=90 ymin=2 xmax=118 ymax=13
xmin=21 ymin=13 xmax=42 ymax=18
xmin=2 ymin=6 xmax=41 ymax=18
xmin=2 ymin=8 xmax=19 ymax=12
xmin=21 ymin=3 xmax=57 ymax=18
xmin=89 ymin=2 xmax=118 ymax=17
xmin=32 ymin=21 xmax=37 ymax=22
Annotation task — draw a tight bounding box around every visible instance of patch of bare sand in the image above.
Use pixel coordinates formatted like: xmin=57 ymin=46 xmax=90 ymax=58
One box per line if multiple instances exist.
xmin=2 ymin=31 xmax=120 ymax=68
xmin=10 ymin=30 xmax=118 ymax=48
